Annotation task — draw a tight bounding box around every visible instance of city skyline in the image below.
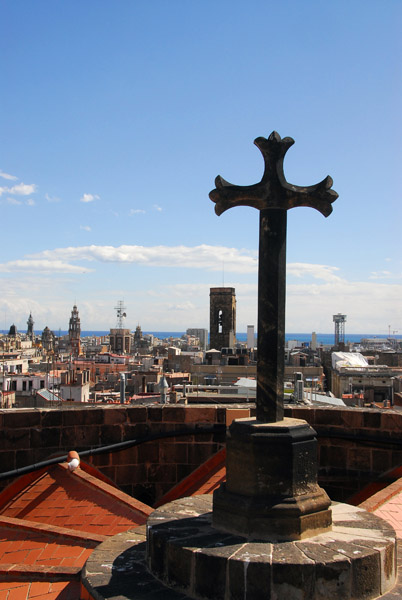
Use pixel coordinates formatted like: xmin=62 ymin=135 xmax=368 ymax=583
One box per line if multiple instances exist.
xmin=1 ymin=2 xmax=401 ymax=334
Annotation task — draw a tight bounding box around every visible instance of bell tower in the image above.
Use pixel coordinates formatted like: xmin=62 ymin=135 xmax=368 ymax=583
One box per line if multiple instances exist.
xmin=27 ymin=312 xmax=35 ymax=341
xmin=68 ymin=304 xmax=81 ymax=357
xmin=209 ymin=287 xmax=236 ymax=351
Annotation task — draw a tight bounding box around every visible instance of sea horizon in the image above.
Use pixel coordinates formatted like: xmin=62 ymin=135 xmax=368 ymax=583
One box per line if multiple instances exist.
xmin=2 ymin=330 xmax=400 ymax=346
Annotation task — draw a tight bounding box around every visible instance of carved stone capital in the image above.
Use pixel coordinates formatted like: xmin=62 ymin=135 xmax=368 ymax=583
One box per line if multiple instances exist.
xmin=209 ymin=131 xmax=338 ymax=217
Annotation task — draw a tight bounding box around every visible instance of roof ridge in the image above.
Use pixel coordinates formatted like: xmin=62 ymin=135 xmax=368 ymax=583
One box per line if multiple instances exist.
xmin=0 ymin=563 xmax=81 ymax=581
xmin=57 ymin=463 xmax=153 ymax=517
xmin=0 ymin=467 xmax=49 ymax=512
xmin=359 ymin=477 xmax=402 ymax=513
xmin=0 ymin=514 xmax=107 ymax=544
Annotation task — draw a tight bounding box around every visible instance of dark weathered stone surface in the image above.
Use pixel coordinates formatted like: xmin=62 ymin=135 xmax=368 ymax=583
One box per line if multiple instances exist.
xmin=213 ymin=418 xmax=332 ymax=540
xmin=143 ymin=496 xmax=397 ymax=600
xmin=294 ymin=541 xmax=352 ymax=599
xmin=271 ymin=542 xmax=315 ymax=599
xmin=224 ymin=418 xmax=322 ymax=496
xmin=83 ymin=526 xmax=191 ymax=599
xmin=257 ymin=208 xmax=287 ymax=423
xmin=228 ymin=543 xmax=273 ymax=600
xmin=209 ymin=287 xmax=236 ymax=352
xmin=81 ymin=508 xmax=402 ymax=600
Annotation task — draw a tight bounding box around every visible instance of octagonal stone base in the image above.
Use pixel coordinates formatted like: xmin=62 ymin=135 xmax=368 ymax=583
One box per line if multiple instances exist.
xmin=213 ymin=417 xmax=332 ymax=541
xmin=146 ymin=496 xmax=397 ymax=600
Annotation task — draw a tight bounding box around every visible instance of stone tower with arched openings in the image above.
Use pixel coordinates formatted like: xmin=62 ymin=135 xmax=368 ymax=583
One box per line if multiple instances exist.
xmin=209 ymin=287 xmax=236 ymax=351
xmin=68 ymin=305 xmax=81 ymax=357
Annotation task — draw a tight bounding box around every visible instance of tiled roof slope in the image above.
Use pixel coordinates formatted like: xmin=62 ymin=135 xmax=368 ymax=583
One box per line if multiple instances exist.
xmin=155 ymin=446 xmax=402 ymax=543
xmin=154 ymin=447 xmax=226 ymax=507
xmin=152 ymin=408 xmax=249 ymax=508
xmin=0 ymin=461 xmax=153 ymax=600
xmin=357 ymin=476 xmax=402 ymax=539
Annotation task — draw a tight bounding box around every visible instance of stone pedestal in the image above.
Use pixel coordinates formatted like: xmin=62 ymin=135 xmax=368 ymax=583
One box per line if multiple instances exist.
xmin=212 ymin=417 xmax=331 ymax=541
xmin=144 ymin=496 xmax=397 ymax=600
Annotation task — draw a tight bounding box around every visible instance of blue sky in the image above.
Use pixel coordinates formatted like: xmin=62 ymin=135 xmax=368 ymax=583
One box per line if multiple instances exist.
xmin=0 ymin=1 xmax=401 ymax=334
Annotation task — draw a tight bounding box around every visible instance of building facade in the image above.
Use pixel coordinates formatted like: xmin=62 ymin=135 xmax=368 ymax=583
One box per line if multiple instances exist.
xmin=109 ymin=328 xmax=131 ymax=354
xmin=186 ymin=328 xmax=208 ymax=352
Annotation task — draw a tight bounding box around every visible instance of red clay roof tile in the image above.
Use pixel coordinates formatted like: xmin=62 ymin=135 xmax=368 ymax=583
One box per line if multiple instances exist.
xmin=0 ymin=459 xmax=153 ymax=598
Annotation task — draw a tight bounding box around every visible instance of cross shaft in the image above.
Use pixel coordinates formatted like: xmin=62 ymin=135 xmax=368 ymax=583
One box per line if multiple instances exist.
xmin=209 ymin=131 xmax=338 ymax=423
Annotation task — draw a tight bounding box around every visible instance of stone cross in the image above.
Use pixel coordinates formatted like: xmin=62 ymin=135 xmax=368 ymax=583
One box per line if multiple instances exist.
xmin=210 ymin=131 xmax=338 ymax=423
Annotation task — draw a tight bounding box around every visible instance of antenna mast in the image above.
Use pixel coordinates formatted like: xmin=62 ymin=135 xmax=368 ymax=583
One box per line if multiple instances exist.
xmin=115 ymin=301 xmax=127 ymax=329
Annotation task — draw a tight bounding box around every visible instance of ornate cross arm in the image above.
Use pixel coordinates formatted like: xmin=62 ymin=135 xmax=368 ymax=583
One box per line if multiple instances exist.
xmin=209 ymin=131 xmax=338 ymax=217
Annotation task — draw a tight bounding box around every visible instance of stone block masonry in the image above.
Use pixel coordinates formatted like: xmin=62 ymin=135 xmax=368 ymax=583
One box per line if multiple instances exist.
xmin=83 ymin=496 xmax=398 ymax=600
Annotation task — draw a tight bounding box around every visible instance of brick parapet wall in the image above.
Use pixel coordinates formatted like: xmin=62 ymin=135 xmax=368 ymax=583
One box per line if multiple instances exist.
xmin=0 ymin=404 xmax=229 ymax=504
xmin=285 ymin=405 xmax=402 ymax=501
xmin=1 ymin=404 xmax=402 ymax=505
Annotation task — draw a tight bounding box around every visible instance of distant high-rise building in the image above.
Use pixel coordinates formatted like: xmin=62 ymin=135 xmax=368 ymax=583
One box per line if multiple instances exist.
xmin=311 ymin=331 xmax=317 ymax=351
xmin=68 ymin=305 xmax=81 ymax=357
xmin=209 ymin=287 xmax=236 ymax=351
xmin=186 ymin=328 xmax=208 ymax=352
xmin=247 ymin=325 xmax=255 ymax=350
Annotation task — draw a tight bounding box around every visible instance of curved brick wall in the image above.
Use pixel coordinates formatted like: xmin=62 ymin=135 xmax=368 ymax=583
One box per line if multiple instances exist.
xmin=0 ymin=404 xmax=401 ymax=505
xmin=286 ymin=405 xmax=402 ymax=501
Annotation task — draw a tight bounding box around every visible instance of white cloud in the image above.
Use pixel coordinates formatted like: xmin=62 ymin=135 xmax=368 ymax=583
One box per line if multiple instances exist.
xmin=80 ymin=193 xmax=100 ymax=203
xmin=80 ymin=225 xmax=92 ymax=232
xmin=2 ymin=242 xmax=401 ymax=333
xmin=129 ymin=209 xmax=146 ymax=215
xmin=167 ymin=301 xmax=196 ymax=311
xmin=46 ymin=193 xmax=61 ymax=203
xmin=163 ymin=279 xmax=402 ymax=333
xmin=0 ymin=170 xmax=18 ymax=181
xmin=2 ymin=183 xmax=37 ymax=196
xmin=369 ymin=271 xmax=393 ymax=280
xmin=153 ymin=204 xmax=162 ymax=212
xmin=1 ymin=265 xmax=401 ymax=334
xmin=0 ymin=259 xmax=93 ymax=274
xmin=28 ymin=244 xmax=258 ymax=273
xmin=0 ymin=281 xmax=107 ymax=331
xmin=285 ymin=279 xmax=402 ymax=333
xmin=26 ymin=246 xmax=349 ymax=283
xmin=287 ymin=263 xmax=341 ymax=282
xmin=3 ymin=196 xmax=36 ymax=206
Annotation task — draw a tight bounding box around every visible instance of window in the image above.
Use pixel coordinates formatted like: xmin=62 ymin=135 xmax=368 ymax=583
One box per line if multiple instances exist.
xmin=218 ymin=310 xmax=223 ymax=334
